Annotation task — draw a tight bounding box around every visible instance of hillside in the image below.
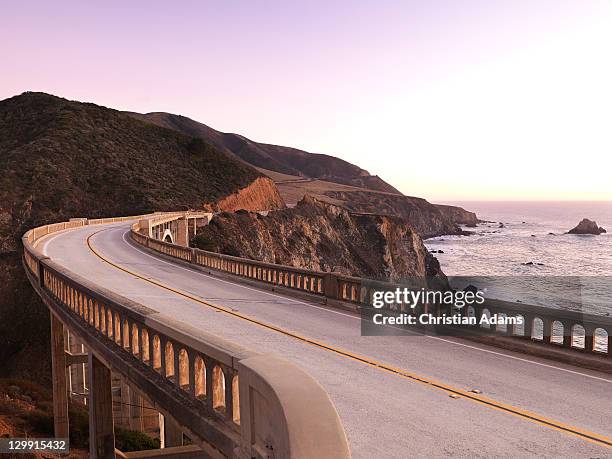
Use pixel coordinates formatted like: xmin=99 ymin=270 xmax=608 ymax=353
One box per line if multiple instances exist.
xmin=0 ymin=92 xmax=283 ymax=381
xmin=257 ymin=169 xmax=472 ymax=238
xmin=127 ymin=112 xmax=480 ymax=236
xmin=192 ymin=196 xmax=446 ymax=284
xmin=127 ymin=112 xmax=401 ymax=194
xmin=0 ymin=93 xmax=281 ymax=236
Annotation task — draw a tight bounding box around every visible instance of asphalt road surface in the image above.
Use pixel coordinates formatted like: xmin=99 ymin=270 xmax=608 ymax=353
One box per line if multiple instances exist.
xmin=40 ymin=222 xmax=612 ymax=458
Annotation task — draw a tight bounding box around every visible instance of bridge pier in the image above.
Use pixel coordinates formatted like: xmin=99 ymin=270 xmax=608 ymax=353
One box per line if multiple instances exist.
xmin=51 ymin=315 xmax=70 ymax=438
xmin=165 ymin=416 xmax=184 ymax=447
xmin=88 ymin=353 xmax=116 ymax=459
xmin=68 ymin=331 xmax=88 ymax=405
xmin=176 ymin=217 xmax=189 ymax=247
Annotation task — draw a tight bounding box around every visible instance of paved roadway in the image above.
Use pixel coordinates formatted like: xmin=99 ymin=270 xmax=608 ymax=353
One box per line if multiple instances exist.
xmin=40 ymin=222 xmax=612 ymax=458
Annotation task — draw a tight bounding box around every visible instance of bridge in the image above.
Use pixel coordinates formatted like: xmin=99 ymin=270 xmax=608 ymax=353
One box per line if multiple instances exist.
xmin=22 ymin=212 xmax=612 ymax=458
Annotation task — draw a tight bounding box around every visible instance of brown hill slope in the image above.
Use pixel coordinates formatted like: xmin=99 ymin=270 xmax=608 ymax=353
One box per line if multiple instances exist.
xmin=128 ymin=112 xmax=481 ymax=235
xmin=127 ymin=112 xmax=401 ymax=194
xmin=0 ymin=92 xmax=280 ymax=381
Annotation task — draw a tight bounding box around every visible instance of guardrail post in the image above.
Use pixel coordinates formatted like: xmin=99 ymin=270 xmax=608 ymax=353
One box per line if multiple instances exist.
xmin=562 ymin=321 xmax=572 ymax=348
xmin=38 ymin=258 xmax=48 ymax=287
xmin=88 ymin=353 xmax=115 ymax=458
xmin=584 ymin=327 xmax=594 ymax=352
xmin=542 ymin=318 xmax=552 ymax=344
xmin=324 ymin=273 xmax=339 ymax=300
xmin=524 ymin=315 xmax=533 ymax=339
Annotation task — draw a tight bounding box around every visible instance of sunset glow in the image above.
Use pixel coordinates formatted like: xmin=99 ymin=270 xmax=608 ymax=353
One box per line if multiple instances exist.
xmin=2 ymin=0 xmax=611 ymax=201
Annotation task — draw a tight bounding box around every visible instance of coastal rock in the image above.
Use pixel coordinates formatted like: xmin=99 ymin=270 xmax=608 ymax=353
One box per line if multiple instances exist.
xmin=193 ymin=195 xmax=447 ymax=285
xmin=323 ymin=190 xmax=465 ymax=238
xmin=434 ymin=204 xmax=481 ymax=228
xmin=567 ymin=219 xmax=607 ymax=235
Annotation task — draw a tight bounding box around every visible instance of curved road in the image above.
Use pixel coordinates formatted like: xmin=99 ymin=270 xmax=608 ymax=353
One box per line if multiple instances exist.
xmin=40 ymin=222 xmax=612 ymax=458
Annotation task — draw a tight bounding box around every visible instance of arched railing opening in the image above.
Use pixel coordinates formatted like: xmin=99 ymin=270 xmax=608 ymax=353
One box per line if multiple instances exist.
xmin=194 ymin=357 xmax=206 ymax=399
xmin=165 ymin=342 xmax=175 ymax=379
xmin=179 ymin=349 xmax=189 ymax=389
xmin=153 ymin=335 xmax=162 ymax=371
xmin=99 ymin=305 xmax=106 ymax=333
xmin=114 ymin=312 xmax=122 ymax=344
xmin=212 ymin=365 xmax=225 ymax=412
xmin=141 ymin=328 xmax=150 ymax=363
xmin=106 ymin=309 xmax=113 ymax=339
xmin=131 ymin=324 xmax=139 ymax=355
xmin=572 ymin=324 xmax=585 ymax=349
xmin=480 ymin=308 xmax=491 ymax=329
xmin=594 ymin=328 xmax=609 ymax=353
xmin=532 ymin=317 xmax=544 ymax=340
xmin=551 ymin=320 xmax=564 ymax=345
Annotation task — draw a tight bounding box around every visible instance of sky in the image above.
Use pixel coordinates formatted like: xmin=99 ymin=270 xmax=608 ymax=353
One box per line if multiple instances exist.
xmin=1 ymin=1 xmax=611 ymax=202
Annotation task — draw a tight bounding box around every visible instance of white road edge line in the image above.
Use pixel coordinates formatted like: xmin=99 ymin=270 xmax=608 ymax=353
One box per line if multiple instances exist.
xmin=76 ymin=224 xmax=612 ymax=384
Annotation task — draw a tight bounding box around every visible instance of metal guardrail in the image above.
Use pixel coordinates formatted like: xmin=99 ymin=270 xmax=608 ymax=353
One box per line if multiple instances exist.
xmin=22 ymin=216 xmax=351 ymax=459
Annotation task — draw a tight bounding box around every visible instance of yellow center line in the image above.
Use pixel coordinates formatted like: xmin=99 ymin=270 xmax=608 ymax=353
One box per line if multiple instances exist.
xmin=86 ymin=229 xmax=612 ymax=449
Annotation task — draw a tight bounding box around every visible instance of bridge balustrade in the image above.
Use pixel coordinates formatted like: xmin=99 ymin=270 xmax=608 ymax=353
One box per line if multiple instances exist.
xmin=132 ymin=212 xmax=612 ymax=359
xmin=23 ymin=216 xmax=351 ymax=459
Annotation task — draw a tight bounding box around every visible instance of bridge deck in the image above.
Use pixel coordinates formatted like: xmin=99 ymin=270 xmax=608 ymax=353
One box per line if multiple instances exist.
xmin=40 ymin=222 xmax=612 ymax=458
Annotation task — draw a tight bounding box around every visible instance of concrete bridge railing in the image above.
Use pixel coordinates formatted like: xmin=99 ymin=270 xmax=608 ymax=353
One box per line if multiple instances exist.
xmin=23 ymin=216 xmax=351 ymax=459
xmin=133 ymin=212 xmax=611 ymax=360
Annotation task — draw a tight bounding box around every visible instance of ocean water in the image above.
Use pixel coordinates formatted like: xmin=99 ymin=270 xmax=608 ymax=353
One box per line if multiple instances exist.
xmin=425 ymin=201 xmax=612 ymax=316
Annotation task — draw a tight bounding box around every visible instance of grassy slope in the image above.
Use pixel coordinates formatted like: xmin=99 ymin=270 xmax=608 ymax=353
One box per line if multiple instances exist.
xmin=0 ymin=93 xmax=261 ymax=238
xmin=0 ymin=92 xmax=262 ymax=381
xmin=128 ymin=111 xmax=402 ymax=194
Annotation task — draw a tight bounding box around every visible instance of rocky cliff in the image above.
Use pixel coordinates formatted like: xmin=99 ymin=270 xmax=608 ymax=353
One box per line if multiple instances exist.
xmin=322 ymin=190 xmax=463 ymax=238
xmin=192 ymin=196 xmax=446 ymax=284
xmin=205 ymin=177 xmax=285 ymax=212
xmin=434 ymin=204 xmax=480 ymax=227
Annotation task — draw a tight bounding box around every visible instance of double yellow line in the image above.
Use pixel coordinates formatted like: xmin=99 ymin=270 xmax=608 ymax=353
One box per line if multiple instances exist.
xmin=86 ymin=229 xmax=612 ymax=450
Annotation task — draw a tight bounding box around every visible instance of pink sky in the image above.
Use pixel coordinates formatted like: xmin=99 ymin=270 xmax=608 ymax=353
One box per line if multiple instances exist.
xmin=2 ymin=1 xmax=611 ymax=201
